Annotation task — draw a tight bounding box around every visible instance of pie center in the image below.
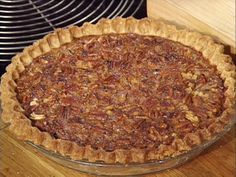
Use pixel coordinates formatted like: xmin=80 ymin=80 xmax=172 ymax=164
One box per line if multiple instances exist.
xmin=16 ymin=33 xmax=225 ymax=151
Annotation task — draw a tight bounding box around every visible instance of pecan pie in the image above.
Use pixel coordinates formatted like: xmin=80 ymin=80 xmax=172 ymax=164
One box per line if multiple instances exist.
xmin=1 ymin=18 xmax=235 ymax=163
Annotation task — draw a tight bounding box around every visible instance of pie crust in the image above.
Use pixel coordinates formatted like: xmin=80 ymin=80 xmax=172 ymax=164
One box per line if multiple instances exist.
xmin=0 ymin=17 xmax=235 ymax=163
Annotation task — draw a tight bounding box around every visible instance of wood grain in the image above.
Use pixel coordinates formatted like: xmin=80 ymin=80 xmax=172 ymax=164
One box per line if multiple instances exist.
xmin=0 ymin=126 xmax=235 ymax=177
xmin=147 ymin=0 xmax=236 ymax=53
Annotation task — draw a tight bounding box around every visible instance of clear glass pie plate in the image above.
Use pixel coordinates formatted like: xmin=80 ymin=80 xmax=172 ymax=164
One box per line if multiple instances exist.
xmin=25 ymin=116 xmax=235 ymax=176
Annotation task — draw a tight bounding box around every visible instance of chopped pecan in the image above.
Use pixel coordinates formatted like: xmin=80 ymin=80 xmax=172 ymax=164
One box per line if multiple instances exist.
xmin=30 ymin=112 xmax=45 ymax=120
xmin=76 ymin=60 xmax=92 ymax=69
xmin=30 ymin=98 xmax=39 ymax=106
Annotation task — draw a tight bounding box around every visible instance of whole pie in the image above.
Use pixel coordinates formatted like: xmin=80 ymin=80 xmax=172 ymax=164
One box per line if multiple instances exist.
xmin=1 ymin=18 xmax=235 ymax=163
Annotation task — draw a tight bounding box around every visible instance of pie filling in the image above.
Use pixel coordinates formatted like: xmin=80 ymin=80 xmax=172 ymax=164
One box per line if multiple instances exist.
xmin=16 ymin=33 xmax=225 ymax=151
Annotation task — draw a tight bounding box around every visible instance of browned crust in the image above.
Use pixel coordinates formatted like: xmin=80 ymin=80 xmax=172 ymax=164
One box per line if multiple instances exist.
xmin=0 ymin=17 xmax=235 ymax=163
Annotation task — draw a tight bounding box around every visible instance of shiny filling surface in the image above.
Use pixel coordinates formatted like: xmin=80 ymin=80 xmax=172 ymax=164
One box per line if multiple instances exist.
xmin=16 ymin=34 xmax=225 ymax=151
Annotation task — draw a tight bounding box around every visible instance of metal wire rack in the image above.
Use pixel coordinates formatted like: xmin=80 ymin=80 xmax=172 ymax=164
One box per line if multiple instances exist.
xmin=0 ymin=0 xmax=146 ymax=61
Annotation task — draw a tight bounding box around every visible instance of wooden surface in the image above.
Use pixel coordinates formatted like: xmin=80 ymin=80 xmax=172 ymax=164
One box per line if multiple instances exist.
xmin=147 ymin=0 xmax=236 ymax=53
xmin=1 ymin=1 xmax=236 ymax=177
xmin=0 ymin=125 xmax=235 ymax=177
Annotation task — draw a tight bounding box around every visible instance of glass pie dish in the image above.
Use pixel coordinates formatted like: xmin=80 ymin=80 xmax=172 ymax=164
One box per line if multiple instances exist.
xmin=1 ymin=17 xmax=235 ymax=176
xmin=25 ymin=117 xmax=235 ymax=176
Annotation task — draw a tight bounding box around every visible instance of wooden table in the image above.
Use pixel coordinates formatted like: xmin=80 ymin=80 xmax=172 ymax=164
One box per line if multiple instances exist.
xmin=1 ymin=0 xmax=236 ymax=176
